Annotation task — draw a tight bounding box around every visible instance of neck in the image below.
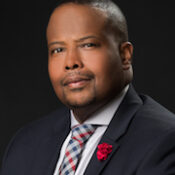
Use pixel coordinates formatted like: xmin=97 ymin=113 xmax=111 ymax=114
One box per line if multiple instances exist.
xmin=72 ymin=102 xmax=105 ymax=123
xmin=72 ymin=85 xmax=129 ymax=123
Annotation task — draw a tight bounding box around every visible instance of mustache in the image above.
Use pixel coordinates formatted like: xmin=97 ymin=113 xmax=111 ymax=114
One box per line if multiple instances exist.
xmin=60 ymin=71 xmax=94 ymax=86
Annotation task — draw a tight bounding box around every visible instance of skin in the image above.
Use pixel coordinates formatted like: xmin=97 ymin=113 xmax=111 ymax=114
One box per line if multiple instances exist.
xmin=47 ymin=3 xmax=133 ymax=123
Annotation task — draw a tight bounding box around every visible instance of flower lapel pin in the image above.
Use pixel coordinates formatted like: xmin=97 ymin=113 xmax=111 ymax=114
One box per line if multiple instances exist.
xmin=97 ymin=142 xmax=113 ymax=161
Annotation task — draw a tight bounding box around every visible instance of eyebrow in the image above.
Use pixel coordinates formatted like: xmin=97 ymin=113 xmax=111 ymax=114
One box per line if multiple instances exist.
xmin=48 ymin=35 xmax=99 ymax=47
xmin=76 ymin=35 xmax=99 ymax=42
xmin=48 ymin=41 xmax=65 ymax=47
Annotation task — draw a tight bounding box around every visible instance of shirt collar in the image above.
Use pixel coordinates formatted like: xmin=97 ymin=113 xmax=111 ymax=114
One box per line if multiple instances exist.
xmin=71 ymin=85 xmax=129 ymax=128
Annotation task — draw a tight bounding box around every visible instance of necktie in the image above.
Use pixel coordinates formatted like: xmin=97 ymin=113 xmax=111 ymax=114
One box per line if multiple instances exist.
xmin=59 ymin=124 xmax=96 ymax=175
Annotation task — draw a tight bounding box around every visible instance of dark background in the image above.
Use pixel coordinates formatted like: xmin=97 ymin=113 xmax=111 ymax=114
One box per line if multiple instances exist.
xmin=0 ymin=0 xmax=175 ymax=165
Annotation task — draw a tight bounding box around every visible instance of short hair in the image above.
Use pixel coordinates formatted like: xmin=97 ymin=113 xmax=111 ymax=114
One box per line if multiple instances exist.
xmin=48 ymin=0 xmax=128 ymax=43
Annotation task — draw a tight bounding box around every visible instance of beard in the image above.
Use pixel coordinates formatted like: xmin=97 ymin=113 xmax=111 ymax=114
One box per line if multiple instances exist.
xmin=61 ymin=83 xmax=97 ymax=109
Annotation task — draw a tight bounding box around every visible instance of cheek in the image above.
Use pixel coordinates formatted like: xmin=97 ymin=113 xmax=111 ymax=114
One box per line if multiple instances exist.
xmin=84 ymin=52 xmax=122 ymax=80
xmin=48 ymin=58 xmax=63 ymax=81
xmin=48 ymin=60 xmax=65 ymax=99
xmin=83 ymin=52 xmax=123 ymax=95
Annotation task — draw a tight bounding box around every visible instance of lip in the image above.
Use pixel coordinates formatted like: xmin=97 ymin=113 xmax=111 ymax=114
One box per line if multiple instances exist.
xmin=63 ymin=76 xmax=92 ymax=89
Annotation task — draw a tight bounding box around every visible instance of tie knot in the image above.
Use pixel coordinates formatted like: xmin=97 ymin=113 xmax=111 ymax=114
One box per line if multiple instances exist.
xmin=71 ymin=124 xmax=96 ymax=143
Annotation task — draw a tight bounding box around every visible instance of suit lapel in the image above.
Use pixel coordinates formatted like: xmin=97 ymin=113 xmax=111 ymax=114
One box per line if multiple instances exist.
xmin=46 ymin=109 xmax=71 ymax=175
xmin=84 ymin=86 xmax=143 ymax=175
xmin=31 ymin=108 xmax=71 ymax=175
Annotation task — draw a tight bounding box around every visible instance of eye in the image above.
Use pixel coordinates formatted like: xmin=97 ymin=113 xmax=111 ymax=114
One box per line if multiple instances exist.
xmin=51 ymin=47 xmax=65 ymax=55
xmin=81 ymin=43 xmax=99 ymax=48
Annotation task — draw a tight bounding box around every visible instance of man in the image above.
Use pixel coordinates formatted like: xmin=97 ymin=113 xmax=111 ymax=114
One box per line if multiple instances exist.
xmin=1 ymin=0 xmax=175 ymax=174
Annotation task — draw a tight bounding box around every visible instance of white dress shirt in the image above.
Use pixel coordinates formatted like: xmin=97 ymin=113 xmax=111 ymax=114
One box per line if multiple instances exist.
xmin=53 ymin=85 xmax=129 ymax=175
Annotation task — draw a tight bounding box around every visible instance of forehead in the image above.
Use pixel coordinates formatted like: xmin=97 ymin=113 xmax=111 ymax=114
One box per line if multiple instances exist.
xmin=47 ymin=3 xmax=107 ymax=40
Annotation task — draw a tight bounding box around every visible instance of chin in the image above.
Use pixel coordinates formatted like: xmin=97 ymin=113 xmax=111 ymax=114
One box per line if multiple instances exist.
xmin=60 ymin=88 xmax=97 ymax=108
xmin=63 ymin=95 xmax=96 ymax=109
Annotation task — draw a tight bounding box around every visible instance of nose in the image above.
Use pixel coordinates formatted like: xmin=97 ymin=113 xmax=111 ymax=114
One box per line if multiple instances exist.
xmin=64 ymin=48 xmax=83 ymax=70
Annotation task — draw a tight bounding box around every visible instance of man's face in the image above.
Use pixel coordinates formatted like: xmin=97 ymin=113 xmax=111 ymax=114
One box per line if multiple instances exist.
xmin=47 ymin=3 xmax=129 ymax=109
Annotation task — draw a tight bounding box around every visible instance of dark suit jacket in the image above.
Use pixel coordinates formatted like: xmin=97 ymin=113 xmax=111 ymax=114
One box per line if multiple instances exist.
xmin=1 ymin=86 xmax=175 ymax=175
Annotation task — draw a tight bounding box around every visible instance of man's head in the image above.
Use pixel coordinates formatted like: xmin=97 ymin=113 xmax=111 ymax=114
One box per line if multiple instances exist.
xmin=46 ymin=0 xmax=133 ymax=122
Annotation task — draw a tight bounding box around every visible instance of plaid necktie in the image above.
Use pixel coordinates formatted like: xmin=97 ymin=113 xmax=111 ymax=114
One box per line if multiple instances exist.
xmin=59 ymin=124 xmax=96 ymax=175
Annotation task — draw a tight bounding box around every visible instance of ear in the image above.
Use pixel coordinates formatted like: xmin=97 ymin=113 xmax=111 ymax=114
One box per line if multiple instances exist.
xmin=119 ymin=42 xmax=133 ymax=70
